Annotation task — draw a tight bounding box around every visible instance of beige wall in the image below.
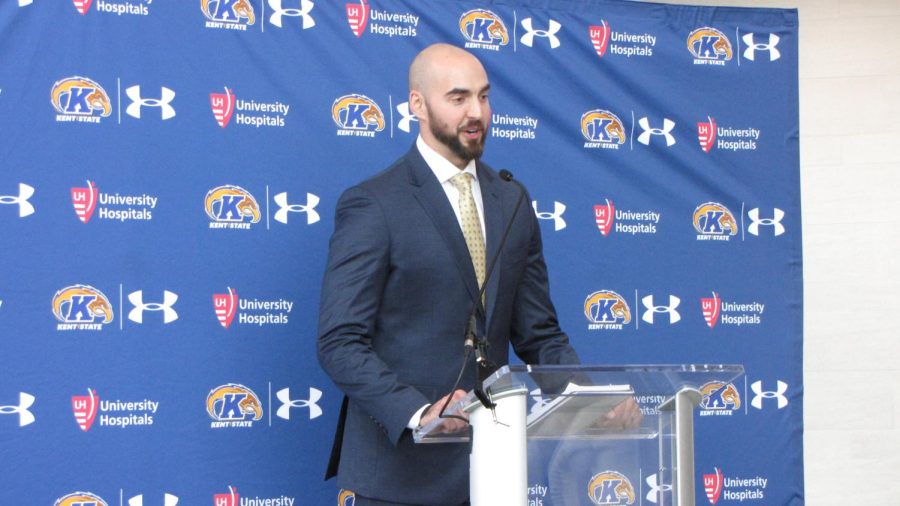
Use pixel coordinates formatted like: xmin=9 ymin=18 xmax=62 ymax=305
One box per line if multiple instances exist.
xmin=653 ymin=0 xmax=900 ymax=503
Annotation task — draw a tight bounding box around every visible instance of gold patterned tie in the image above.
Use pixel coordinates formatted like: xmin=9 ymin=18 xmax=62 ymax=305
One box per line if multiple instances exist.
xmin=449 ymin=172 xmax=486 ymax=293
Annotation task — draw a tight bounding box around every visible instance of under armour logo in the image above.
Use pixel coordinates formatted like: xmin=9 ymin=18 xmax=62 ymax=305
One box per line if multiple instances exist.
xmin=268 ymin=0 xmax=315 ymax=29
xmin=750 ymin=380 xmax=788 ymax=409
xmin=742 ymin=33 xmax=781 ymax=61
xmin=641 ymin=295 xmax=681 ymax=324
xmin=126 ymin=86 xmax=176 ymax=120
xmin=276 ymin=387 xmax=322 ymax=419
xmin=0 ymin=183 xmax=35 ymax=217
xmin=128 ymin=290 xmax=179 ymax=324
xmin=645 ymin=473 xmax=672 ymax=504
xmin=128 ymin=493 xmax=179 ymax=506
xmin=396 ymin=101 xmax=418 ymax=133
xmin=520 ymin=18 xmax=561 ymax=48
xmin=528 ymin=388 xmax=551 ymax=414
xmin=532 ymin=200 xmax=566 ymax=231
xmin=274 ymin=192 xmax=320 ymax=225
xmin=637 ymin=117 xmax=676 ymax=146
xmin=19 ymin=0 xmax=34 ymax=6
xmin=747 ymin=207 xmax=785 ymax=236
xmin=0 ymin=392 xmax=35 ymax=427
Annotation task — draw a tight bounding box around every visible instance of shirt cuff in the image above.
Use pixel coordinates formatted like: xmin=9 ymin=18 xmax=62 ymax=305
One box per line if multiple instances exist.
xmin=407 ymin=403 xmax=431 ymax=429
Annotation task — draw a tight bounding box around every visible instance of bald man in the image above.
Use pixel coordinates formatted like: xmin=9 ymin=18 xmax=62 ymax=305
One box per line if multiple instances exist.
xmin=317 ymin=44 xmax=581 ymax=506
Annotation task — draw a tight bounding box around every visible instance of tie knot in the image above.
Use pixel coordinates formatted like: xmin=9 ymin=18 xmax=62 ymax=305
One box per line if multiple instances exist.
xmin=450 ymin=172 xmax=473 ymax=194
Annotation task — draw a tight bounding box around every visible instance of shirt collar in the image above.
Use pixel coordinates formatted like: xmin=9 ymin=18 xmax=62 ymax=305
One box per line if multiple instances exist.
xmin=416 ymin=135 xmax=478 ymax=184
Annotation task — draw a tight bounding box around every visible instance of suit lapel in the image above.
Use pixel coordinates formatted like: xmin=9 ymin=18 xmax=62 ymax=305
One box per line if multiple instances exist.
xmin=479 ymin=163 xmax=503 ymax=328
xmin=406 ymin=148 xmax=480 ymax=303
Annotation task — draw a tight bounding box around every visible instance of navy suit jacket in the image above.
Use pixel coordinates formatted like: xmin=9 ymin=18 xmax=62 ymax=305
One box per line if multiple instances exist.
xmin=317 ymin=146 xmax=579 ymax=505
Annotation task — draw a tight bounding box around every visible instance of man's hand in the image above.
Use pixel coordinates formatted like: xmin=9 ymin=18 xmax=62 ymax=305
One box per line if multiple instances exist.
xmin=597 ymin=397 xmax=643 ymax=430
xmin=419 ymin=389 xmax=469 ymax=434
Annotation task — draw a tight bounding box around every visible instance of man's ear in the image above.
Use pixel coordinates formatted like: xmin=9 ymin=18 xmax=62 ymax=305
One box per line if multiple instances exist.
xmin=409 ymin=91 xmax=426 ymax=120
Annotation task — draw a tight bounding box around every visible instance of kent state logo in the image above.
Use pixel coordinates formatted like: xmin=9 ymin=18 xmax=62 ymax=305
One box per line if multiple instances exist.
xmin=72 ymin=388 xmax=100 ymax=431
xmin=207 ymin=383 xmax=263 ymax=428
xmin=584 ymin=290 xmax=631 ymax=330
xmin=581 ymin=110 xmax=626 ymax=149
xmin=338 ymin=489 xmax=355 ymax=506
xmin=332 ymin=94 xmax=385 ymax=137
xmin=214 ymin=485 xmax=239 ymax=506
xmin=213 ymin=287 xmax=238 ymax=329
xmin=693 ymin=202 xmax=738 ymax=240
xmin=589 ymin=20 xmax=611 ymax=58
xmin=346 ymin=0 xmax=369 ymax=37
xmin=51 ymin=76 xmax=112 ymax=123
xmin=210 ymin=87 xmax=236 ymax=128
xmin=52 ymin=284 xmax=114 ymax=330
xmin=588 ymin=471 xmax=635 ymax=505
xmin=54 ymin=492 xmax=109 ymax=506
xmin=205 ymin=185 xmax=261 ymax=229
xmin=688 ymin=27 xmax=733 ymax=65
xmin=202 ymin=0 xmax=255 ymax=29
xmin=699 ymin=381 xmax=741 ymax=415
xmin=459 ymin=9 xmax=509 ymax=50
xmin=71 ymin=180 xmax=99 ymax=222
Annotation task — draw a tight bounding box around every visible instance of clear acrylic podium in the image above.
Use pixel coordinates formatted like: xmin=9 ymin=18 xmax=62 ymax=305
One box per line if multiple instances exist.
xmin=414 ymin=364 xmax=744 ymax=506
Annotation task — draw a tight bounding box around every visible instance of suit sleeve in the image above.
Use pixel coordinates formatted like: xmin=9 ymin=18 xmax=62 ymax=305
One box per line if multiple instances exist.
xmin=508 ymin=201 xmax=581 ymax=367
xmin=317 ymin=186 xmax=430 ymax=445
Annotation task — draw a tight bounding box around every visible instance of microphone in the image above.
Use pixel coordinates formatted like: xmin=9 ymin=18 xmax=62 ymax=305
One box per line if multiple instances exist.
xmin=464 ymin=169 xmax=525 ymax=380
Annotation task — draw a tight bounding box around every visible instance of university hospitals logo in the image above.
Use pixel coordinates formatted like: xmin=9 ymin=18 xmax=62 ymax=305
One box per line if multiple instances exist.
xmin=213 ymin=287 xmax=293 ymax=328
xmin=581 ymin=110 xmax=626 ymax=149
xmin=71 ymin=388 xmax=159 ymax=431
xmin=704 ymin=468 xmax=724 ymax=505
xmin=698 ymin=117 xmax=716 ymax=152
xmin=346 ymin=0 xmax=418 ymax=38
xmin=72 ymin=388 xmax=99 ymax=431
xmin=594 ymin=200 xmax=614 ymax=235
xmin=703 ymin=467 xmax=769 ymax=503
xmin=71 ymin=181 xmax=99 ymax=222
xmin=459 ymin=9 xmax=509 ymax=51
xmin=210 ymin=87 xmax=236 ymax=128
xmin=693 ymin=202 xmax=738 ymax=240
xmin=701 ymin=291 xmax=765 ymax=327
xmin=53 ymin=285 xmax=113 ymax=330
xmin=589 ymin=20 xmax=656 ymax=59
xmin=51 ymin=76 xmax=112 ymax=123
xmin=214 ymin=486 xmax=239 ymax=506
xmin=202 ymin=0 xmax=255 ymax=30
xmin=697 ymin=116 xmax=761 ymax=153
xmin=701 ymin=292 xmax=721 ymax=328
xmin=213 ymin=287 xmax=238 ymax=329
xmin=210 ymin=87 xmax=290 ymax=128
xmin=698 ymin=381 xmax=741 ymax=415
xmin=205 ymin=185 xmax=261 ymax=229
xmin=587 ymin=470 xmax=636 ymax=505
xmin=688 ymin=27 xmax=733 ymax=65
xmin=70 ymin=180 xmax=157 ymax=223
xmin=589 ymin=21 xmax=611 ymax=57
xmin=584 ymin=290 xmax=631 ymax=330
xmin=72 ymin=0 xmax=151 ymax=16
xmin=207 ymin=383 xmax=263 ymax=428
xmin=55 ymin=492 xmax=109 ymax=506
xmin=346 ymin=0 xmax=369 ymax=36
xmin=332 ymin=94 xmax=385 ymax=137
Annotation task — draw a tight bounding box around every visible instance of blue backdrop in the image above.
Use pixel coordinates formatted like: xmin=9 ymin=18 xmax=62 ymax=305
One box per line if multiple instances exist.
xmin=0 ymin=0 xmax=802 ymax=504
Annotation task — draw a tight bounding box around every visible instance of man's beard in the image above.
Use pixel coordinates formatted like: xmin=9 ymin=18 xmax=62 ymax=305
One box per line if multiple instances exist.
xmin=428 ymin=111 xmax=487 ymax=163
